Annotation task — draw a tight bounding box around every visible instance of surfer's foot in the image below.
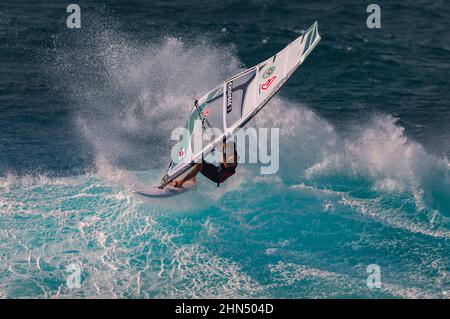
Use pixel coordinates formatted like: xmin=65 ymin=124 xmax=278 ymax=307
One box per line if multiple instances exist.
xmin=172 ymin=180 xmax=184 ymax=188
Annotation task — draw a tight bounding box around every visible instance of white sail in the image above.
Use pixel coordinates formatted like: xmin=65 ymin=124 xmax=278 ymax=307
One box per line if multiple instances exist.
xmin=161 ymin=21 xmax=321 ymax=186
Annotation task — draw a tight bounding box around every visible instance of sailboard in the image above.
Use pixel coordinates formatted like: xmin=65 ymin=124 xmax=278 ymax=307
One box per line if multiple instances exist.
xmin=139 ymin=21 xmax=321 ymax=197
xmin=136 ymin=180 xmax=196 ymax=198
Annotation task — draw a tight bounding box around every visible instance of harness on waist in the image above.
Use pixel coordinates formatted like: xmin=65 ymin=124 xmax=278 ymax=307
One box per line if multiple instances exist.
xmin=200 ymin=154 xmax=237 ymax=187
xmin=201 ymin=138 xmax=238 ymax=187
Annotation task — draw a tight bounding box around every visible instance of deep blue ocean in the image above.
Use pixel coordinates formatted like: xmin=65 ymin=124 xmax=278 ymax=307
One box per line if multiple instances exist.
xmin=1 ymin=0 xmax=449 ymax=298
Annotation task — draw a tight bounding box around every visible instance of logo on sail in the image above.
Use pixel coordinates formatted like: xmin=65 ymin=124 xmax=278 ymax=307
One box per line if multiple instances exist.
xmin=202 ymin=107 xmax=211 ymax=117
xmin=226 ymin=81 xmax=233 ymax=113
xmin=262 ymin=66 xmax=275 ymax=79
xmin=178 ymin=147 xmax=185 ymax=160
xmin=261 ymin=76 xmax=277 ymax=90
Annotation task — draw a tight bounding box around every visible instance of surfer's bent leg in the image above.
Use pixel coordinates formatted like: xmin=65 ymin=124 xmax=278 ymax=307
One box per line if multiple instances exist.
xmin=199 ymin=161 xmax=220 ymax=184
xmin=173 ymin=163 xmax=202 ymax=187
xmin=172 ymin=160 xmax=220 ymax=187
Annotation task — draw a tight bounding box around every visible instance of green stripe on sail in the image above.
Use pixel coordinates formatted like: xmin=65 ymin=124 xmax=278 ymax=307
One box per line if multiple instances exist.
xmin=303 ymin=30 xmax=313 ymax=55
xmin=186 ymin=87 xmax=219 ymax=135
xmin=170 ymin=87 xmax=220 ymax=166
xmin=302 ymin=22 xmax=318 ymax=56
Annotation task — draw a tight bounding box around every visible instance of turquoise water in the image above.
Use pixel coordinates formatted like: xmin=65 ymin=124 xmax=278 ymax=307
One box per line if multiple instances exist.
xmin=0 ymin=0 xmax=449 ymax=298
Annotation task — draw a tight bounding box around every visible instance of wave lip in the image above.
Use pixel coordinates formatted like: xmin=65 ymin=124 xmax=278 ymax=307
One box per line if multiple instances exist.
xmin=300 ymin=115 xmax=450 ymax=216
